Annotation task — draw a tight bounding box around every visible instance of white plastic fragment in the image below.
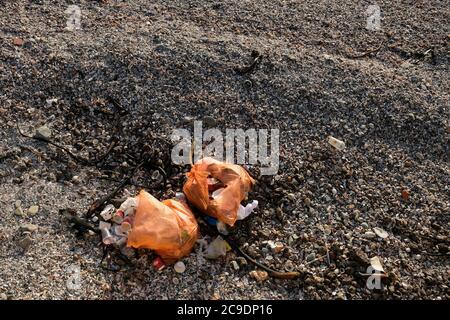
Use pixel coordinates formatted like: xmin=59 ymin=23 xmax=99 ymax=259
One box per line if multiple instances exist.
xmin=370 ymin=256 xmax=385 ymax=273
xmin=174 ymin=261 xmax=186 ymax=273
xmin=175 ymin=192 xmax=187 ymax=202
xmin=237 ymin=200 xmax=258 ymax=220
xmin=212 ymin=188 xmax=224 ymax=199
xmin=327 ymin=136 xmax=346 ymax=150
xmin=216 ymin=221 xmax=229 ymax=235
xmin=100 ymin=204 xmax=115 ymax=221
xmin=204 ymin=236 xmax=227 ymax=259
xmin=119 ymin=197 xmax=138 ymax=216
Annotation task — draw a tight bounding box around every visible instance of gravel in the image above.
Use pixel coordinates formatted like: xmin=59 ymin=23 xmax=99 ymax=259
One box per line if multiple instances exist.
xmin=0 ymin=0 xmax=449 ymax=300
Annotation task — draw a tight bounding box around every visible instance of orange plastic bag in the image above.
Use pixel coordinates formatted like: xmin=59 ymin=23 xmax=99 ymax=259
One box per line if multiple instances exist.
xmin=183 ymin=157 xmax=255 ymax=226
xmin=127 ymin=190 xmax=199 ymax=263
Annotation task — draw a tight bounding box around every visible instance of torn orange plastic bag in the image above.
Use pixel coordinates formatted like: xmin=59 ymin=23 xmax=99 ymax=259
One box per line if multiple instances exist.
xmin=127 ymin=190 xmax=199 ymax=263
xmin=183 ymin=157 xmax=255 ymax=226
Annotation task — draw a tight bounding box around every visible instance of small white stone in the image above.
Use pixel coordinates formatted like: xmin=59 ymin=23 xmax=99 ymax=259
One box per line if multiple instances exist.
xmin=174 ymin=261 xmax=186 ymax=273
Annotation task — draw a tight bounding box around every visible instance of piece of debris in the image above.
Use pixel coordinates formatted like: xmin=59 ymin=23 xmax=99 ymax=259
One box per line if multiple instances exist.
xmin=183 ymin=157 xmax=255 ymax=226
xmin=152 ymin=256 xmax=166 ymax=271
xmin=204 ymin=236 xmax=228 ymax=259
xmin=216 ymin=221 xmax=229 ymax=235
xmin=327 ymin=136 xmax=346 ymax=150
xmin=237 ymin=200 xmax=259 ymax=220
xmin=126 ymin=191 xmax=199 ymax=263
xmin=174 ymin=261 xmax=186 ymax=273
xmin=99 ymin=204 xmax=115 ymax=221
xmin=373 ymin=227 xmax=389 ymax=239
xmin=249 ymin=270 xmax=268 ymax=282
xmin=369 ymin=256 xmax=385 ymax=273
xmin=27 ymin=205 xmax=39 ymax=215
xmin=34 ymin=125 xmax=52 ymax=141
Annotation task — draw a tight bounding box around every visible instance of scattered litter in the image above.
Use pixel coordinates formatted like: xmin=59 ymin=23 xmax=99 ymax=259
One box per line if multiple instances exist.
xmin=216 ymin=221 xmax=229 ymax=235
xmin=99 ymin=221 xmax=115 ymax=245
xmin=204 ymin=216 xmax=218 ymax=226
xmin=204 ymin=236 xmax=228 ymax=259
xmin=327 ymin=136 xmax=345 ymax=150
xmin=152 ymin=256 xmax=166 ymax=271
xmin=183 ymin=157 xmax=255 ymax=226
xmin=237 ymin=200 xmax=259 ymax=220
xmin=99 ymin=204 xmax=115 ymax=221
xmin=118 ymin=197 xmax=138 ymax=216
xmin=126 ymin=190 xmax=199 ymax=263
xmin=373 ymin=227 xmax=389 ymax=239
xmin=174 ymin=261 xmax=186 ymax=273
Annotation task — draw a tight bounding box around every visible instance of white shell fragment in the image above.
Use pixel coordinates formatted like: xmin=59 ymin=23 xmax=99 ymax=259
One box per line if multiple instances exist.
xmin=373 ymin=227 xmax=389 ymax=239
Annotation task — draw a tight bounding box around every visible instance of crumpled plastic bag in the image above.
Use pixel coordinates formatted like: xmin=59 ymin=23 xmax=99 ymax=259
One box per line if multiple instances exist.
xmin=127 ymin=190 xmax=199 ymax=263
xmin=183 ymin=157 xmax=255 ymax=226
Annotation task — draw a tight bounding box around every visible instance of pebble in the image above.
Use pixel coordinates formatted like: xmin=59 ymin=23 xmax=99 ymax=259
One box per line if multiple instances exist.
xmin=174 ymin=261 xmax=186 ymax=273
xmin=72 ymin=175 xmax=81 ymax=184
xmin=304 ymin=197 xmax=311 ymax=207
xmin=0 ymin=293 xmax=7 ymax=300
xmin=361 ymin=222 xmax=369 ymax=229
xmin=172 ymin=278 xmax=180 ymax=285
xmin=14 ymin=201 xmax=24 ymax=217
xmin=18 ymin=235 xmax=33 ymax=250
xmin=20 ymin=223 xmax=38 ymax=233
xmin=284 ymin=260 xmax=295 ymax=272
xmin=231 ymin=260 xmax=239 ymax=271
xmin=336 ymin=291 xmax=346 ymax=300
xmin=306 ymin=252 xmax=316 ymax=262
xmin=363 ymin=231 xmax=376 ymax=239
xmin=236 ymin=257 xmax=248 ymax=266
xmin=373 ymin=227 xmax=389 ymax=239
xmin=34 ymin=125 xmax=52 ymax=140
xmin=249 ymin=270 xmax=268 ymax=282
xmin=267 ymin=241 xmax=284 ymax=254
xmin=203 ymin=116 xmax=216 ymax=127
xmin=27 ymin=205 xmax=39 ymax=215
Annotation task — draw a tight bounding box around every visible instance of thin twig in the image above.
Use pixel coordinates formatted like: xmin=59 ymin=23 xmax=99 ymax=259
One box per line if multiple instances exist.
xmin=345 ymin=40 xmax=386 ymax=59
xmin=86 ymin=161 xmax=145 ymax=218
